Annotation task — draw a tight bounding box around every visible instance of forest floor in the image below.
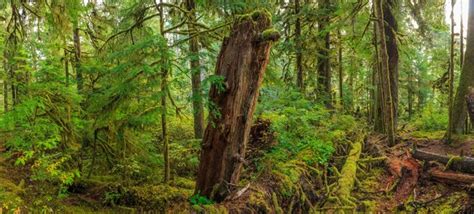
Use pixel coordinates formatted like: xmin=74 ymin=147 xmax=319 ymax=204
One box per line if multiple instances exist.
xmin=355 ymin=132 xmax=474 ymax=213
xmin=2 ymin=131 xmax=474 ymax=213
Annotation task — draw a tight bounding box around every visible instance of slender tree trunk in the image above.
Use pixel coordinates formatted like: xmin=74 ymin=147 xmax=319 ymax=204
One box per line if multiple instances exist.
xmin=448 ymin=0 xmax=456 ymax=140
xmin=452 ymin=0 xmax=474 ymax=134
xmin=295 ymin=0 xmax=304 ymax=92
xmin=374 ymin=0 xmax=396 ymax=146
xmin=159 ymin=0 xmax=170 ymax=183
xmin=65 ymin=48 xmax=69 ymax=87
xmin=337 ymin=30 xmax=343 ymax=108
xmin=317 ymin=0 xmax=331 ymax=105
xmin=73 ymin=26 xmax=83 ymax=92
xmin=408 ymin=71 xmax=414 ymax=120
xmin=383 ymin=0 xmax=399 ymax=129
xmin=186 ymin=0 xmax=205 ymax=139
xmin=2 ymin=56 xmax=8 ymax=112
xmin=195 ymin=12 xmax=278 ymax=201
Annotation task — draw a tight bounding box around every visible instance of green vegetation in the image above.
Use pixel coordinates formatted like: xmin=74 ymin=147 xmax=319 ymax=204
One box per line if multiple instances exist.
xmin=0 ymin=0 xmax=473 ymax=212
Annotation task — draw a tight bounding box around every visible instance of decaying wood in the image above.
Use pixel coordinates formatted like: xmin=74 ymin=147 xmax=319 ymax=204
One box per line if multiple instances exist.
xmin=387 ymin=154 xmax=420 ymax=203
xmin=333 ymin=136 xmax=363 ymax=206
xmin=429 ymin=168 xmax=474 ymax=185
xmin=195 ymin=11 xmax=279 ymax=201
xmin=413 ymin=149 xmax=474 ymax=173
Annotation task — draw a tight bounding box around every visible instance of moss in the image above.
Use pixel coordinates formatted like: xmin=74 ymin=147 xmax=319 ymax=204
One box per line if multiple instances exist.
xmin=335 ymin=141 xmax=362 ymax=203
xmin=237 ymin=9 xmax=271 ymax=24
xmin=250 ymin=9 xmax=271 ymax=21
xmin=126 ymin=184 xmax=193 ymax=209
xmin=445 ymin=155 xmax=463 ymax=170
xmin=410 ymin=130 xmax=445 ymax=139
xmin=271 ymin=192 xmax=283 ymax=214
xmin=260 ymin=28 xmax=280 ymax=42
xmin=248 ymin=187 xmax=271 ymax=213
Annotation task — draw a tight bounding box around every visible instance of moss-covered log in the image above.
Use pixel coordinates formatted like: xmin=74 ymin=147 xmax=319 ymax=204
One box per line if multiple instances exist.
xmin=413 ymin=149 xmax=474 ymax=173
xmin=334 ymin=139 xmax=362 ymax=205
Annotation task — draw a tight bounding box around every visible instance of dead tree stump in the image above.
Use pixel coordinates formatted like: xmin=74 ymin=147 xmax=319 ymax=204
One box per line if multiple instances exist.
xmin=195 ymin=11 xmax=279 ymax=201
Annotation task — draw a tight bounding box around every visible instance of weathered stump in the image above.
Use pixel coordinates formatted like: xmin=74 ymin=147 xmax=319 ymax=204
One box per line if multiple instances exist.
xmin=195 ymin=11 xmax=279 ymax=201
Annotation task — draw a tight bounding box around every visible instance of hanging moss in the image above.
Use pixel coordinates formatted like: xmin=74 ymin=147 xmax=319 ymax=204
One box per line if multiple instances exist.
xmin=260 ymin=28 xmax=280 ymax=42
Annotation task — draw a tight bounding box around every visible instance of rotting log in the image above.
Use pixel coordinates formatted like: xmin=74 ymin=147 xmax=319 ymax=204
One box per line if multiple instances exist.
xmin=195 ymin=10 xmax=280 ymax=202
xmin=413 ymin=149 xmax=474 ymax=173
xmin=429 ymin=168 xmax=474 ymax=185
xmin=334 ymin=139 xmax=362 ymax=206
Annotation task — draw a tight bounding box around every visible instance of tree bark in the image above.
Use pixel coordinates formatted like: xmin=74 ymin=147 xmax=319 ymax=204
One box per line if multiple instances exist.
xmin=413 ymin=149 xmax=474 ymax=173
xmin=337 ymin=30 xmax=343 ymax=108
xmin=452 ymin=0 xmax=474 ymax=134
xmin=383 ymin=0 xmax=399 ymax=129
xmin=159 ymin=0 xmax=170 ymax=183
xmin=73 ymin=27 xmax=83 ymax=92
xmin=466 ymin=88 xmax=474 ymax=127
xmin=2 ymin=56 xmax=8 ymax=112
xmin=195 ymin=12 xmax=278 ymax=201
xmin=448 ymin=0 xmax=456 ymax=141
xmin=374 ymin=0 xmax=396 ymax=145
xmin=317 ymin=0 xmax=331 ymax=105
xmin=186 ymin=0 xmax=205 ymax=139
xmin=295 ymin=0 xmax=304 ymax=92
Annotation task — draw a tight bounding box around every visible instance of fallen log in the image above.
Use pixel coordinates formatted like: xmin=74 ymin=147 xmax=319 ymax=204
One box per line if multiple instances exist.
xmin=412 ymin=149 xmax=474 ymax=173
xmin=429 ymin=168 xmax=474 ymax=185
xmin=334 ymin=138 xmax=362 ymax=206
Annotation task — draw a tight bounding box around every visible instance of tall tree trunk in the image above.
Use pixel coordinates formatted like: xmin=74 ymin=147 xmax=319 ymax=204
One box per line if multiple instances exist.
xmin=448 ymin=0 xmax=456 ymax=140
xmin=195 ymin=12 xmax=278 ymax=201
xmin=65 ymin=48 xmax=69 ymax=87
xmin=374 ymin=0 xmax=396 ymax=146
xmin=73 ymin=26 xmax=83 ymax=92
xmin=383 ymin=0 xmax=399 ymax=129
xmin=452 ymin=0 xmax=474 ymax=134
xmin=2 ymin=56 xmax=8 ymax=112
xmin=317 ymin=0 xmax=331 ymax=106
xmin=159 ymin=0 xmax=170 ymax=183
xmin=337 ymin=29 xmax=343 ymax=108
xmin=186 ymin=0 xmax=205 ymax=139
xmin=295 ymin=0 xmax=304 ymax=92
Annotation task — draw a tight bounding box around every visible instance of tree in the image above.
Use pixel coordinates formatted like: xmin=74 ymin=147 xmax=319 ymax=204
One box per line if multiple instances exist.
xmin=186 ymin=0 xmax=205 ymax=139
xmin=295 ymin=0 xmax=304 ymax=92
xmin=447 ymin=0 xmax=456 ymax=141
xmin=451 ymin=0 xmax=474 ymax=134
xmin=195 ymin=11 xmax=279 ymax=201
xmin=317 ymin=0 xmax=332 ymax=106
xmin=374 ymin=0 xmax=397 ymax=146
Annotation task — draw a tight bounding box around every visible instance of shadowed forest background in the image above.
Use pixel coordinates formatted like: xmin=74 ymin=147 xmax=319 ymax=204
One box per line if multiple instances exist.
xmin=1 ymin=0 xmax=474 ymax=213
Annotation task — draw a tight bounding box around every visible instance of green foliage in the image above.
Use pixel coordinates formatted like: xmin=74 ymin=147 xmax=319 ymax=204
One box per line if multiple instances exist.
xmin=412 ymin=103 xmax=448 ymax=131
xmin=257 ymin=88 xmax=335 ymax=165
xmin=189 ymin=193 xmax=214 ymax=206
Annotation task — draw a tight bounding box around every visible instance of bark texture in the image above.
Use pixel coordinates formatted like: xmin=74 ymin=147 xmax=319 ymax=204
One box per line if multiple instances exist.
xmin=317 ymin=0 xmax=332 ymax=105
xmin=186 ymin=0 xmax=205 ymax=139
xmin=467 ymin=87 xmax=474 ymax=125
xmin=452 ymin=0 xmax=474 ymax=134
xmin=73 ymin=27 xmax=83 ymax=92
xmin=195 ymin=11 xmax=278 ymax=201
xmin=295 ymin=0 xmax=304 ymax=91
xmin=374 ymin=0 xmax=397 ymax=145
xmin=413 ymin=149 xmax=474 ymax=173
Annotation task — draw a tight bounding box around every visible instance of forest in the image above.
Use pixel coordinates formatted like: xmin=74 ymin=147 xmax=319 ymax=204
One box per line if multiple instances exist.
xmin=1 ymin=0 xmax=474 ymax=213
